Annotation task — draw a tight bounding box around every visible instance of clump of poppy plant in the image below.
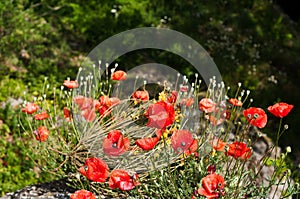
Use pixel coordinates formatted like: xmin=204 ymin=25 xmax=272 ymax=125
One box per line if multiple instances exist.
xmin=20 ymin=63 xmax=299 ymax=198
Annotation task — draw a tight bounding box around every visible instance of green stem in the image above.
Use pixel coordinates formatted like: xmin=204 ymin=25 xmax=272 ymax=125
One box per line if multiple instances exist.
xmin=275 ymin=118 xmax=282 ymax=160
xmin=275 ymin=118 xmax=282 ymax=147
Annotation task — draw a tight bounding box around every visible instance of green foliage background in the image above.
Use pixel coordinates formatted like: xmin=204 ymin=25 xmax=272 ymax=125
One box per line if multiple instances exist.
xmin=1 ymin=0 xmax=300 ymax=195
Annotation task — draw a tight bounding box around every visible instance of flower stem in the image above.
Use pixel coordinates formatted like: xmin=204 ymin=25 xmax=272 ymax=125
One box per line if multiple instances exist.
xmin=275 ymin=118 xmax=282 ymax=160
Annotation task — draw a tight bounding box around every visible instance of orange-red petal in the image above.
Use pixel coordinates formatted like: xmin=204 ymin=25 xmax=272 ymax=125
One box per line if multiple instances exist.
xmin=22 ymin=102 xmax=39 ymax=114
xmin=79 ymin=157 xmax=109 ymax=182
xmin=111 ymin=70 xmax=127 ymax=81
xmin=34 ymin=111 xmax=49 ymax=120
xmin=70 ymin=190 xmax=96 ymax=199
xmin=136 ymin=137 xmax=160 ymax=150
xmin=63 ymin=80 xmax=79 ymax=89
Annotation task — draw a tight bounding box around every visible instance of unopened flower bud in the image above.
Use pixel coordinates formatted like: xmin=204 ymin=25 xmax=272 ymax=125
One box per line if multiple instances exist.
xmin=286 ymin=146 xmax=291 ymax=153
xmin=207 ymin=165 xmax=216 ymax=174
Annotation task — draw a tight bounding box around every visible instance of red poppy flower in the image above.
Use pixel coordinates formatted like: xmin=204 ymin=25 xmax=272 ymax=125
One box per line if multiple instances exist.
xmin=110 ymin=97 xmax=120 ymax=107
xmin=243 ymin=107 xmax=267 ymax=128
xmin=180 ymin=98 xmax=194 ymax=107
xmin=226 ymin=141 xmax=252 ymax=160
xmin=111 ymin=70 xmax=127 ymax=81
xmin=96 ymin=95 xmax=120 ymax=117
xmin=96 ymin=96 xmax=110 ymax=116
xmin=268 ymin=102 xmax=294 ymax=118
xmin=228 ymin=98 xmax=243 ymax=107
xmin=132 ymin=90 xmax=149 ymax=102
xmin=199 ymin=98 xmax=216 ymax=113
xmin=103 ymin=130 xmax=130 ymax=156
xmin=210 ymin=138 xmax=226 ymax=151
xmin=63 ymin=80 xmax=79 ymax=89
xmin=73 ymin=96 xmax=98 ymax=122
xmin=208 ymin=115 xmax=224 ymax=126
xmin=34 ymin=111 xmax=49 ymax=120
xmin=63 ymin=107 xmax=72 ymax=122
xmin=197 ymin=173 xmax=225 ymax=199
xmin=22 ymin=102 xmax=39 ymax=114
xmin=81 ymin=109 xmax=96 ymax=122
xmin=167 ymin=90 xmax=178 ymax=103
xmin=171 ymin=130 xmax=197 ymax=155
xmin=70 ymin=190 xmax=96 ymax=199
xmin=78 ymin=157 xmax=109 ymax=182
xmin=74 ymin=96 xmax=99 ymax=110
xmin=33 ymin=126 xmax=49 ymax=142
xmin=109 ymin=169 xmax=138 ymax=191
xmin=146 ymin=101 xmax=175 ymax=129
xmin=185 ymin=139 xmax=198 ymax=156
xmin=99 ymin=95 xmax=112 ymax=107
xmin=73 ymin=96 xmax=92 ymax=110
xmin=136 ymin=137 xmax=160 ymax=150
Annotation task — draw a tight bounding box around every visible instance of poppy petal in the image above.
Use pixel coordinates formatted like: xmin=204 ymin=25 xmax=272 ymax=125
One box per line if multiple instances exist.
xmin=109 ymin=169 xmax=138 ymax=191
xmin=79 ymin=157 xmax=109 ymax=182
xmin=70 ymin=190 xmax=96 ymax=199
xmin=268 ymin=102 xmax=294 ymax=118
xmin=171 ymin=130 xmax=194 ymax=153
xmin=111 ymin=70 xmax=127 ymax=81
xmin=136 ymin=137 xmax=160 ymax=150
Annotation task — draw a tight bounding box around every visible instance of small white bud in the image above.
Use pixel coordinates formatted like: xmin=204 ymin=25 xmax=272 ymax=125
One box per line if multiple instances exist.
xmin=286 ymin=146 xmax=292 ymax=153
xmin=221 ymin=82 xmax=225 ymax=88
xmin=241 ymin=90 xmax=245 ymax=97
